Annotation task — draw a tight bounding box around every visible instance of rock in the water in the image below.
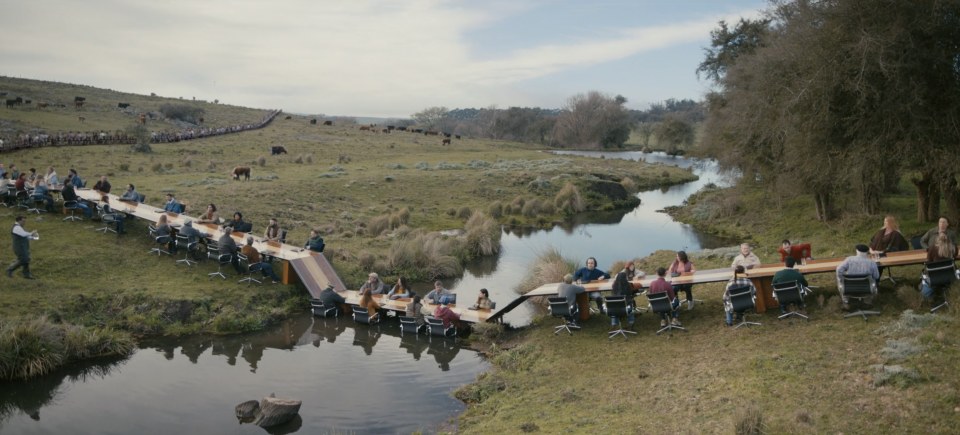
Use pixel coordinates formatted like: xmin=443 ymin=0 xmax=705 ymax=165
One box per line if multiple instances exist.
xmin=253 ymin=396 xmax=302 ymax=428
xmin=235 ymin=400 xmax=260 ymax=422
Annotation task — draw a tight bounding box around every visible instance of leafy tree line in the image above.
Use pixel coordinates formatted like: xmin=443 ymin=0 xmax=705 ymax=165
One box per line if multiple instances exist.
xmin=409 ymin=94 xmax=702 ymax=151
xmin=698 ymin=0 xmax=960 ymax=223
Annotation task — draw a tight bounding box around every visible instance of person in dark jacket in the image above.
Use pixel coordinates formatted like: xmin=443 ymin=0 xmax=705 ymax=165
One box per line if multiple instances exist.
xmin=7 ymin=215 xmax=37 ymax=279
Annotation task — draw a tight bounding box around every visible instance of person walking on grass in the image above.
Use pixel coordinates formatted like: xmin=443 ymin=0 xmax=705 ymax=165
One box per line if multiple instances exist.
xmin=7 ymin=215 xmax=38 ymax=279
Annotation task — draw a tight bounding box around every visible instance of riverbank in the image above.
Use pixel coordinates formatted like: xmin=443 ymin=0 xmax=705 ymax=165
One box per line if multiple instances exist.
xmin=456 ymin=183 xmax=960 ymax=433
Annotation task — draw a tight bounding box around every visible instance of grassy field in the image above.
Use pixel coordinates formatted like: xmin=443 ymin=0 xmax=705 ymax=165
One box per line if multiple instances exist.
xmin=456 ymin=182 xmax=960 ymax=433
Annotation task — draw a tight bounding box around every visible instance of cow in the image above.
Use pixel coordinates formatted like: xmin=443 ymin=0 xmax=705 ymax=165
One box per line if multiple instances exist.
xmin=396 ymin=126 xmax=407 ymax=131
xmin=284 ymin=116 xmax=291 ymax=120
xmin=323 ymin=120 xmax=333 ymax=126
xmin=23 ymin=99 xmax=31 ymax=105
xmin=455 ymin=135 xmax=461 ymax=139
xmin=381 ymin=128 xmax=389 ymax=133
xmin=386 ymin=125 xmax=395 ymax=131
xmin=443 ymin=133 xmax=451 ymax=138
xmin=74 ymin=96 xmax=86 ymax=102
xmin=441 ymin=138 xmax=451 ymax=145
xmin=232 ymin=166 xmax=251 ymax=181
xmin=75 ymin=100 xmax=85 ymax=109
xmin=270 ymin=145 xmax=288 ymax=155
xmin=309 ymin=118 xmax=317 ymax=125
xmin=118 ymin=102 xmax=130 ymax=109
xmin=359 ymin=126 xmax=371 ymax=131
xmin=425 ymin=130 xmax=439 ymax=136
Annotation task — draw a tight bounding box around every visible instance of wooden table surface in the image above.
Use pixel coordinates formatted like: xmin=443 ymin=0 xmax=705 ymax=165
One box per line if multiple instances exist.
xmin=340 ymin=291 xmax=493 ymax=324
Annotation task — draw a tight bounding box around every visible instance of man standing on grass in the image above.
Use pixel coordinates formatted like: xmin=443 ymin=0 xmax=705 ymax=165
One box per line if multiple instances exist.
xmin=7 ymin=215 xmax=37 ymax=279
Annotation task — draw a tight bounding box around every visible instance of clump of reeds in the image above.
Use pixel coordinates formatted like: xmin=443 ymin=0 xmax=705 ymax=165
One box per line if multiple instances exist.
xmin=256 ymin=156 xmax=266 ymax=167
xmin=181 ymin=157 xmax=192 ymax=168
xmin=464 ymin=212 xmax=501 ymax=258
xmin=294 ymin=154 xmax=303 ymax=164
xmin=521 ymin=198 xmax=542 ymax=217
xmin=367 ymin=207 xmax=411 ymax=236
xmin=0 ymin=316 xmax=135 ymax=381
xmin=457 ymin=206 xmax=472 ymax=219
xmin=554 ymin=182 xmax=584 ymax=214
xmin=488 ymin=201 xmax=503 ymax=218
xmin=387 ymin=229 xmax=463 ymax=280
xmin=305 ymin=154 xmax=314 ymax=164
xmin=207 ymin=160 xmax=216 ymax=171
xmin=734 ymin=406 xmax=766 ymax=435
xmin=151 ymin=162 xmax=163 ymax=173
xmin=620 ymin=176 xmax=636 ymax=193
xmin=515 ymin=247 xmax=575 ymax=294
xmin=119 ymin=163 xmax=130 ymax=171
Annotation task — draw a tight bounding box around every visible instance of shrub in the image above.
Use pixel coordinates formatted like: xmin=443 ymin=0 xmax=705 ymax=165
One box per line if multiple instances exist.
xmin=163 ymin=163 xmax=173 ymax=170
xmin=207 ymin=160 xmax=216 ymax=171
xmin=386 ymin=229 xmax=463 ymax=280
xmin=305 ymin=154 xmax=314 ymax=164
xmin=521 ymin=198 xmax=541 ymax=217
xmin=181 ymin=158 xmax=192 ymax=168
xmin=385 ymin=163 xmax=406 ymax=170
xmin=384 ymin=175 xmax=395 ymax=182
xmin=396 ymin=207 xmax=411 ymax=224
xmin=516 ymin=247 xmax=576 ymax=294
xmin=159 ymin=103 xmax=205 ymax=123
xmin=734 ymin=406 xmax=766 ymax=435
xmin=368 ymin=215 xmax=391 ymax=236
xmin=620 ymin=176 xmax=636 ymax=193
xmin=464 ymin=212 xmax=501 ymax=258
xmin=488 ymin=201 xmax=503 ymax=218
xmin=294 ymin=154 xmax=304 ymax=164
xmin=554 ymin=182 xmax=584 ymax=214
xmin=119 ymin=163 xmax=130 ymax=171
xmin=457 ymin=206 xmax=472 ymax=219
xmin=257 ymin=156 xmax=266 ymax=167
xmin=446 ymin=208 xmax=457 ymax=216
xmin=357 ymin=251 xmax=377 ymax=271
xmin=151 ymin=162 xmax=163 ymax=173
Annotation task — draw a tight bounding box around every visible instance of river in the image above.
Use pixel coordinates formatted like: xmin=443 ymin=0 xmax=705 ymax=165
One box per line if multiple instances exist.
xmin=0 ymin=152 xmax=726 ymax=434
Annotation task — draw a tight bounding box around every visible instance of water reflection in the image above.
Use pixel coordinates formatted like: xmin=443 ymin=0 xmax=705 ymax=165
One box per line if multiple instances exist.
xmin=0 ymin=314 xmax=484 ymax=434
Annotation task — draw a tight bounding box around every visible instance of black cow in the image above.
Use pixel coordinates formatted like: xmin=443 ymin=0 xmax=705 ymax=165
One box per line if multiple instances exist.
xmin=455 ymin=135 xmax=461 ymax=139
xmin=118 ymin=102 xmax=130 ymax=109
xmin=441 ymin=138 xmax=451 ymax=145
xmin=323 ymin=120 xmax=333 ymax=126
xmin=74 ymin=96 xmax=86 ymax=102
xmin=309 ymin=119 xmax=317 ymax=125
xmin=270 ymin=146 xmax=288 ymax=155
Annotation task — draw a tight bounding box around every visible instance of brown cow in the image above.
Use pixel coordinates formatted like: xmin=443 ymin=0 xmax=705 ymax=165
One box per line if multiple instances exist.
xmin=232 ymin=166 xmax=251 ymax=181
xmin=359 ymin=126 xmax=371 ymax=131
xmin=441 ymin=138 xmax=451 ymax=145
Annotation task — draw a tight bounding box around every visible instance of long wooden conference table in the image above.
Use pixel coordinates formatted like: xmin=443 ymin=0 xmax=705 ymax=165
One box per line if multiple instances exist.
xmin=339 ymin=291 xmax=493 ymax=324
xmin=526 ymin=249 xmax=932 ymax=315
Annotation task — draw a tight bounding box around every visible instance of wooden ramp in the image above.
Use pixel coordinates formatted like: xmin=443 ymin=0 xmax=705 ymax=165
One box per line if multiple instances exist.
xmin=289 ymin=253 xmax=347 ymax=299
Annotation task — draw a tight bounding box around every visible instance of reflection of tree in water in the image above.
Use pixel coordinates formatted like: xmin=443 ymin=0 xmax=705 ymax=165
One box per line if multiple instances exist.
xmin=0 ymin=357 xmax=126 ymax=424
xmin=427 ymin=338 xmax=460 ymax=371
xmin=352 ymin=325 xmax=381 ymax=356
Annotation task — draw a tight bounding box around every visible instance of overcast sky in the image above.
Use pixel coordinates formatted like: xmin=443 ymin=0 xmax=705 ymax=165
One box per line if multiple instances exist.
xmin=0 ymin=0 xmax=766 ymax=118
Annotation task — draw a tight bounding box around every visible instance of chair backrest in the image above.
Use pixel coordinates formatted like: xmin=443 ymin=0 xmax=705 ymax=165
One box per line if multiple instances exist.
xmin=439 ymin=294 xmax=457 ymax=305
xmin=728 ymin=285 xmax=755 ymax=312
xmin=841 ymin=274 xmax=874 ymax=297
xmin=604 ymin=295 xmax=629 ymax=317
xmin=647 ymin=291 xmax=673 ymax=314
xmin=772 ymin=281 xmax=803 ymax=304
xmin=309 ymin=299 xmax=338 ymax=317
xmin=398 ymin=316 xmax=420 ymax=333
xmin=279 ymin=229 xmax=287 ymax=243
xmin=137 ymin=193 xmax=145 ymax=203
xmin=925 ymin=259 xmax=957 ymax=287
xmin=352 ymin=304 xmax=375 ymax=324
xmin=910 ymin=236 xmax=923 ymax=250
xmin=425 ymin=316 xmax=454 ymax=336
xmin=547 ymin=296 xmax=572 ymax=317
xmin=489 ymin=301 xmax=496 ymax=310
xmin=236 ymin=222 xmax=253 ymax=233
xmin=176 ymin=233 xmax=197 ymax=249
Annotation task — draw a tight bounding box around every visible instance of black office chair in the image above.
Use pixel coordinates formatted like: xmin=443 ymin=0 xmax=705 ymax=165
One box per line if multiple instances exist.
xmin=728 ymin=285 xmax=761 ymax=329
xmin=910 ymin=236 xmax=923 ymax=250
xmin=62 ymin=200 xmax=83 ymax=221
xmin=425 ymin=316 xmax=456 ymax=337
xmin=352 ymin=304 xmax=380 ymax=325
xmin=237 ymin=253 xmax=262 ymax=285
xmin=14 ymin=190 xmax=30 ymax=210
xmin=839 ymin=274 xmax=880 ymax=320
xmin=96 ymin=206 xmax=120 ymax=234
xmin=235 ymin=222 xmax=253 ymax=233
xmin=148 ymin=225 xmax=171 ymax=256
xmin=26 ymin=191 xmax=46 ymax=214
xmin=206 ymin=242 xmax=229 ymax=280
xmin=772 ymin=281 xmax=809 ymax=320
xmin=175 ymin=234 xmax=198 ymax=266
xmin=547 ymin=296 xmax=580 ymax=335
xmin=399 ymin=316 xmax=425 ymax=335
xmin=922 ymin=259 xmax=957 ymax=313
xmin=604 ymin=295 xmax=636 ymax=339
xmin=309 ymin=298 xmax=339 ymax=317
xmin=647 ymin=291 xmax=686 ymax=335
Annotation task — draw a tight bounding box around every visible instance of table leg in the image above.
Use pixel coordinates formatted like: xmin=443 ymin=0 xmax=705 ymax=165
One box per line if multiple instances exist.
xmin=750 ymin=276 xmax=776 ymax=313
xmin=576 ymin=292 xmax=591 ymax=322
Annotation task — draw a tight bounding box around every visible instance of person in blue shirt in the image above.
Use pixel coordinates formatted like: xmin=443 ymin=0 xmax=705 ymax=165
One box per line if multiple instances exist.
xmin=29 ymin=179 xmax=55 ymax=212
xmin=163 ymin=193 xmax=182 ymax=213
xmin=573 ymin=257 xmax=610 ymax=312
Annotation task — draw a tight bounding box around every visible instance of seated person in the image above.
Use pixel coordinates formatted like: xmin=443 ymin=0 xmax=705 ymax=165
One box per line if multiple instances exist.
xmin=99 ymin=195 xmax=126 ymax=234
xmin=778 ymin=240 xmax=812 ymax=263
xmin=197 ymin=203 xmax=219 ymax=224
xmin=472 ymin=288 xmax=493 ymax=310
xmin=68 ymin=169 xmax=84 ymax=188
xmin=836 ymin=244 xmax=880 ymax=311
xmin=609 ymin=270 xmax=638 ymax=329
xmin=177 ymin=220 xmax=203 ymax=245
xmin=869 ymin=215 xmax=909 ymax=255
xmin=217 ymin=226 xmax=244 ymax=274
xmin=263 ymin=218 xmax=282 ymax=242
xmin=25 ymin=168 xmax=38 ymax=188
xmin=573 ymin=256 xmax=610 ymax=312
xmin=424 ymin=280 xmax=454 ymax=305
xmin=241 ymin=237 xmax=282 ymax=283
xmin=668 ymin=250 xmax=697 ymax=309
xmin=44 ymin=166 xmax=58 ymax=186
xmin=921 ymin=232 xmax=958 ymax=304
xmin=731 ymin=243 xmax=761 ymax=269
xmin=920 ymin=216 xmax=958 ymax=249
xmin=649 ymin=267 xmax=681 ymax=327
xmin=405 ymin=295 xmax=426 ymax=326
xmin=29 ymin=179 xmax=56 ymax=212
xmin=155 ymin=214 xmax=175 ymax=252
xmin=358 ymin=289 xmax=381 ymax=317
xmin=556 ymin=273 xmax=585 ymax=324
xmin=358 ymin=272 xmax=387 ymax=295
xmin=304 ymin=229 xmax=325 ymax=252
xmin=119 ymin=183 xmax=139 ymax=202
xmin=226 ymin=211 xmax=250 ymax=232
xmin=60 ymin=177 xmax=92 ymax=217
xmin=771 ymin=257 xmax=809 ymax=315
xmin=93 ymin=175 xmax=111 ymax=193
xmin=14 ymin=173 xmax=27 ymax=192
xmin=163 ymin=193 xmax=183 ymax=213
xmin=433 ymin=299 xmax=461 ymax=329
xmin=386 ymin=276 xmax=414 ymax=300
xmin=723 ymin=265 xmax=758 ymax=326
xmin=318 ymin=284 xmax=346 ymax=315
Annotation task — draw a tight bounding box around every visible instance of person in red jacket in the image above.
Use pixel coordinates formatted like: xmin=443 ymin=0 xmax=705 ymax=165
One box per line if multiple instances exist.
xmin=778 ymin=240 xmax=812 ymax=263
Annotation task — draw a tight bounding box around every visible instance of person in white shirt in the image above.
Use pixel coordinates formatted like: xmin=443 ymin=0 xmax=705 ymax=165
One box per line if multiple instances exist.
xmin=731 ymin=243 xmax=761 ymax=269
xmin=6 ymin=215 xmax=38 ymax=279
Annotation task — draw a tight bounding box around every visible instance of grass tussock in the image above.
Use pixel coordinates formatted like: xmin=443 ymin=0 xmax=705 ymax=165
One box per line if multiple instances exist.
xmin=516 ymin=247 xmax=576 ymax=294
xmin=464 ymin=212 xmax=502 ymax=258
xmin=387 ymin=229 xmax=463 ymax=280
xmin=0 ymin=316 xmax=135 ymax=381
xmin=734 ymin=406 xmax=766 ymax=435
xmin=554 ymin=182 xmax=584 ymax=214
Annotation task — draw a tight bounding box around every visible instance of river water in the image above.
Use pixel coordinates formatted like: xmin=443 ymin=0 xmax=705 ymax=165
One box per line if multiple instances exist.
xmin=0 ymin=152 xmax=726 ymax=434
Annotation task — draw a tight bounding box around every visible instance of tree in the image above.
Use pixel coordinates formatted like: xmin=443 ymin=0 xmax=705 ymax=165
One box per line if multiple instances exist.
xmin=128 ymin=123 xmax=152 ymax=153
xmin=552 ymin=91 xmax=631 ymax=149
xmin=654 ymin=117 xmax=694 ymax=155
xmin=411 ymin=106 xmax=449 ymax=131
xmin=700 ymin=0 xmax=960 ymax=221
xmin=634 ymin=122 xmax=655 ymax=147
